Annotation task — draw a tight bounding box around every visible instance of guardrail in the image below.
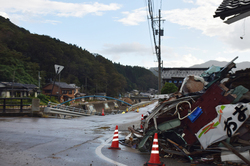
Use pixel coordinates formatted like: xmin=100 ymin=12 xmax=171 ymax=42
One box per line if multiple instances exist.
xmin=44 ymin=103 xmax=91 ymax=117
xmin=44 ymin=100 xmax=157 ymax=118
xmin=128 ymin=100 xmax=158 ymax=112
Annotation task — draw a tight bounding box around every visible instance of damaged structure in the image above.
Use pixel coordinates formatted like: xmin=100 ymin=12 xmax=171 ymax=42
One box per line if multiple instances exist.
xmin=122 ymin=57 xmax=250 ymax=165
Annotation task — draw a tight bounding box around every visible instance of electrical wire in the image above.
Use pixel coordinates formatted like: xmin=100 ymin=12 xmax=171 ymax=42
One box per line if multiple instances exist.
xmin=148 ymin=0 xmax=158 ymax=56
xmin=144 ymin=0 xmax=164 ymax=64
xmin=174 ymin=101 xmax=200 ymax=120
xmin=144 ymin=0 xmax=155 ymax=55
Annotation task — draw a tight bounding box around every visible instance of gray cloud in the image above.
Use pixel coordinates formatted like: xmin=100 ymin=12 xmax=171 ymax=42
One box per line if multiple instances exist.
xmin=161 ymin=0 xmax=250 ymax=52
xmin=117 ymin=7 xmax=147 ymax=26
xmin=101 ymin=42 xmax=151 ymax=55
xmin=0 ymin=0 xmax=121 ymax=19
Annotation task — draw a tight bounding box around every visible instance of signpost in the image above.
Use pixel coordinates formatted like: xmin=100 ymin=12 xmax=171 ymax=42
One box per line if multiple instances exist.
xmin=50 ymin=64 xmax=64 ymax=99
xmin=54 ymin=64 xmax=64 ymax=74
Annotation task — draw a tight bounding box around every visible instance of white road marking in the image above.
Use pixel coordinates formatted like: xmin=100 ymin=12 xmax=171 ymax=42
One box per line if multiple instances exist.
xmin=95 ymin=136 xmax=127 ymax=166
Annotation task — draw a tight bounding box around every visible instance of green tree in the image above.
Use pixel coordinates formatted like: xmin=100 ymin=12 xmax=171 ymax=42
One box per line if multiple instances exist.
xmin=0 ymin=16 xmax=158 ymax=96
xmin=161 ymin=82 xmax=178 ymax=94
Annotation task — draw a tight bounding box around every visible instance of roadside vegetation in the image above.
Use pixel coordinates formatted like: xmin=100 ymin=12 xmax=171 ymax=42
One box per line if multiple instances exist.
xmin=161 ymin=82 xmax=178 ymax=94
xmin=37 ymin=94 xmax=59 ymax=105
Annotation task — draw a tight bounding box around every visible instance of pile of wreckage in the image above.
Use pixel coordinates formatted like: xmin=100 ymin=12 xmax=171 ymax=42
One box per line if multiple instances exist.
xmin=121 ymin=57 xmax=250 ymax=165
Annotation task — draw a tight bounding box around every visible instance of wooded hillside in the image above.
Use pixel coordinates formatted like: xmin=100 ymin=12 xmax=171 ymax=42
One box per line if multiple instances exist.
xmin=0 ymin=16 xmax=157 ymax=96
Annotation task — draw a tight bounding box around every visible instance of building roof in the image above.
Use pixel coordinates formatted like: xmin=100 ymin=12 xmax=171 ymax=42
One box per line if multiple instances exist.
xmin=162 ymin=68 xmax=208 ymax=79
xmin=69 ymin=84 xmax=80 ymax=89
xmin=214 ymin=0 xmax=250 ymax=22
xmin=163 ymin=67 xmax=208 ymax=70
xmin=0 ymin=82 xmax=38 ymax=91
xmin=23 ymin=84 xmax=38 ymax=90
xmin=53 ymin=82 xmax=74 ymax=89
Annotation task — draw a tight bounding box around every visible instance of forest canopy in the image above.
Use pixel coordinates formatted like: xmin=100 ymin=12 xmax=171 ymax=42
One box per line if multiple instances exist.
xmin=0 ymin=16 xmax=157 ymax=96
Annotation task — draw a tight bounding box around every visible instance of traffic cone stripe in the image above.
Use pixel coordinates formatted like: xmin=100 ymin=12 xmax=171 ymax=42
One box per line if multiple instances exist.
xmin=151 ymin=151 xmax=159 ymax=154
xmin=153 ymin=139 xmax=158 ymax=142
xmin=152 ymin=144 xmax=158 ymax=148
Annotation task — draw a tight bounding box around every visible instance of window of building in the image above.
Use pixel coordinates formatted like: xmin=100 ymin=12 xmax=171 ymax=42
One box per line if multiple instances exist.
xmin=179 ymin=81 xmax=182 ymax=83
xmin=62 ymin=90 xmax=67 ymax=94
xmin=169 ymin=81 xmax=172 ymax=83
xmin=174 ymin=81 xmax=177 ymax=83
xmin=44 ymin=90 xmax=51 ymax=93
xmin=68 ymin=90 xmax=72 ymax=94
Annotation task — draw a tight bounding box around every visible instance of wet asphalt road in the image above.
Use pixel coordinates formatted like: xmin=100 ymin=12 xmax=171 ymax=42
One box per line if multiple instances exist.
xmin=0 ymin=102 xmax=197 ymax=166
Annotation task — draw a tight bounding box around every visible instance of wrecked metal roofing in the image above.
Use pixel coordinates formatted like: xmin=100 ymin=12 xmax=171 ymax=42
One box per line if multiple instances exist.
xmin=214 ymin=0 xmax=250 ymax=20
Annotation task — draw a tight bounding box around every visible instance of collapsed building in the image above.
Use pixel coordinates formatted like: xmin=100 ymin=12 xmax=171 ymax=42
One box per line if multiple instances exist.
xmin=122 ymin=57 xmax=250 ymax=165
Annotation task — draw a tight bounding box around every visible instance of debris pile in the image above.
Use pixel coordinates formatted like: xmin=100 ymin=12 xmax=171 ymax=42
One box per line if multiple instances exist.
xmin=122 ymin=57 xmax=250 ymax=165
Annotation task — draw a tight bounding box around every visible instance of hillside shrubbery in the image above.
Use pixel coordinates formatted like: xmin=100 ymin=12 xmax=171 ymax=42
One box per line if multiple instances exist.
xmin=0 ymin=16 xmax=157 ymax=96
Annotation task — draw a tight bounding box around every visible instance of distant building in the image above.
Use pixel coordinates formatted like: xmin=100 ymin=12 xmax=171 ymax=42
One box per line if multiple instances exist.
xmin=69 ymin=84 xmax=81 ymax=95
xmin=69 ymin=84 xmax=86 ymax=102
xmin=148 ymin=88 xmax=157 ymax=95
xmin=162 ymin=68 xmax=208 ymax=88
xmin=124 ymin=92 xmax=131 ymax=98
xmin=42 ymin=82 xmax=75 ymax=102
xmin=0 ymin=82 xmax=38 ymax=98
xmin=132 ymin=90 xmax=139 ymax=96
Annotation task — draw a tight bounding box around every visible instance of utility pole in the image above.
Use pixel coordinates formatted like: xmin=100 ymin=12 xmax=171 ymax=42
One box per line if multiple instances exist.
xmin=85 ymin=77 xmax=87 ymax=94
xmin=38 ymin=71 xmax=40 ymax=89
xmin=147 ymin=0 xmax=164 ymax=94
xmin=12 ymin=70 xmax=15 ymax=98
xmin=158 ymin=9 xmax=162 ymax=94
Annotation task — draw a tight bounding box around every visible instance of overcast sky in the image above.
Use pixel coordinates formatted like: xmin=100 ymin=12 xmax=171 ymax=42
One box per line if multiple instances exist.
xmin=1 ymin=0 xmax=250 ymax=69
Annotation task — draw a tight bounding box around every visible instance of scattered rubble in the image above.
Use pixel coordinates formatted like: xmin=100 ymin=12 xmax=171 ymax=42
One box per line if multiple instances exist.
xmin=121 ymin=56 xmax=250 ymax=165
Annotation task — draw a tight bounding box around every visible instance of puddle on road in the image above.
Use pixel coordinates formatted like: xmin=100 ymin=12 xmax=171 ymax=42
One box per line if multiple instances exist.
xmin=0 ymin=118 xmax=15 ymax=122
xmin=93 ymin=126 xmax=110 ymax=134
xmin=95 ymin=127 xmax=110 ymax=130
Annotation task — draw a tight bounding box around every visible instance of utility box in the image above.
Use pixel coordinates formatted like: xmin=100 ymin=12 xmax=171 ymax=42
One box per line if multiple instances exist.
xmin=32 ymin=98 xmax=40 ymax=112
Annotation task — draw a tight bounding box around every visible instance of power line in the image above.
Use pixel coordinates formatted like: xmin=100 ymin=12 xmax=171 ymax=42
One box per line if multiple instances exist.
xmin=144 ymin=0 xmax=155 ymax=55
xmin=146 ymin=0 xmax=164 ymax=94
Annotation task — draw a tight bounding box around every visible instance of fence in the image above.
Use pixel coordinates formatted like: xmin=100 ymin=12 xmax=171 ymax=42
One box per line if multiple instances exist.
xmin=0 ymin=98 xmax=32 ymax=113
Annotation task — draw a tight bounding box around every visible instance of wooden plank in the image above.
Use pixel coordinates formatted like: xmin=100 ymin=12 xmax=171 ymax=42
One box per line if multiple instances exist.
xmin=221 ymin=141 xmax=250 ymax=165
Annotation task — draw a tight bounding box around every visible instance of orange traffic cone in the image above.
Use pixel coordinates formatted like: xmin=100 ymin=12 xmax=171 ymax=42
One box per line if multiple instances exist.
xmin=144 ymin=133 xmax=165 ymax=166
xmin=101 ymin=108 xmax=105 ymax=116
xmin=108 ymin=125 xmax=121 ymax=150
xmin=140 ymin=114 xmax=144 ymax=129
